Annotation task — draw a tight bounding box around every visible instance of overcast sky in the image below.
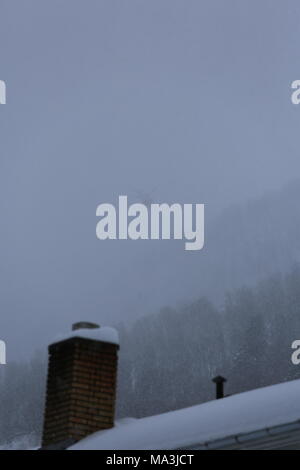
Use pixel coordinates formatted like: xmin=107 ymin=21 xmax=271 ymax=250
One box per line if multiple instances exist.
xmin=1 ymin=0 xmax=300 ymax=359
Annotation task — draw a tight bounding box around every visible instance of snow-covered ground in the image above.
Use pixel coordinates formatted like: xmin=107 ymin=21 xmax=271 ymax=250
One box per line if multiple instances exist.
xmin=0 ymin=434 xmax=39 ymax=450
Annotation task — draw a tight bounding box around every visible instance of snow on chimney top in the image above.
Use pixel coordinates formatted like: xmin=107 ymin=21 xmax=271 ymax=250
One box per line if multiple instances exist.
xmin=72 ymin=321 xmax=100 ymax=331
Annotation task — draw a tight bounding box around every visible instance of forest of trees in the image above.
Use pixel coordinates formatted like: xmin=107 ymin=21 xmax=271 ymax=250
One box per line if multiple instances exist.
xmin=1 ymin=263 xmax=300 ymax=448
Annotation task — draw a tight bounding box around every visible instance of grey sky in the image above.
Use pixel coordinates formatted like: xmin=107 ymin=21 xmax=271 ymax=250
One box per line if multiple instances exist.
xmin=1 ymin=0 xmax=300 ymax=358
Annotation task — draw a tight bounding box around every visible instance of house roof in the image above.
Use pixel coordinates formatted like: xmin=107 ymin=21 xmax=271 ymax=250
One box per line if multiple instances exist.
xmin=70 ymin=378 xmax=300 ymax=450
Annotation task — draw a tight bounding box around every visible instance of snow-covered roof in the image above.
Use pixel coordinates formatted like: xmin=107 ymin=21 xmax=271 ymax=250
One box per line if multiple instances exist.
xmin=70 ymin=379 xmax=300 ymax=450
xmin=51 ymin=326 xmax=119 ymax=346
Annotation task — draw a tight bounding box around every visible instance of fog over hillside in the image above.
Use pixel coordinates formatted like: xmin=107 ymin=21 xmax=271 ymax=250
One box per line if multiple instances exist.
xmin=116 ymin=179 xmax=300 ymax=314
xmin=2 ymin=179 xmax=300 ymax=360
xmin=190 ymin=179 xmax=300 ymax=303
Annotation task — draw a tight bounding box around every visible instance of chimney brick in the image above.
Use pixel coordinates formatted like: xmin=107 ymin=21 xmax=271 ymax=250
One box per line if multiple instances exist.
xmin=41 ymin=330 xmax=119 ymax=449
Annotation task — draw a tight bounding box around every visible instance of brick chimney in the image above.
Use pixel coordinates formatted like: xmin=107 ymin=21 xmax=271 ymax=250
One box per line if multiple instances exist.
xmin=41 ymin=322 xmax=119 ymax=449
